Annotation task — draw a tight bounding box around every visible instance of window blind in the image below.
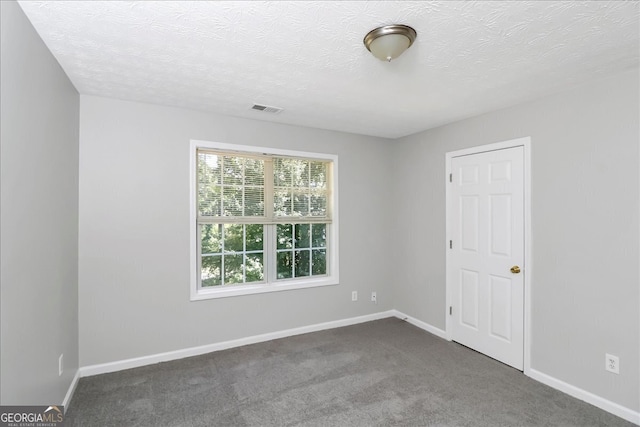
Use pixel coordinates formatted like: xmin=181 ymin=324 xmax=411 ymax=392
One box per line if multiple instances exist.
xmin=197 ymin=149 xmax=331 ymax=224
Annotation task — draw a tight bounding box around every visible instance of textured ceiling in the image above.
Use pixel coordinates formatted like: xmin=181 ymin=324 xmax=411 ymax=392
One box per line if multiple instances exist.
xmin=17 ymin=1 xmax=640 ymax=139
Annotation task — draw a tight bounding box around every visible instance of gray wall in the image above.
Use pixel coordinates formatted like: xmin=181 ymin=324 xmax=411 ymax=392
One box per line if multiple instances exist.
xmin=78 ymin=96 xmax=393 ymax=366
xmin=0 ymin=1 xmax=80 ymax=406
xmin=392 ymin=70 xmax=639 ymax=411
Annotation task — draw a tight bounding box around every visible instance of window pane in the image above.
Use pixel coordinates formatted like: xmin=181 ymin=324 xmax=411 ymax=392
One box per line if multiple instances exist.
xmin=198 ymin=152 xmax=222 ymax=182
xmin=277 ymin=224 xmax=293 ymax=249
xmin=274 ymin=188 xmax=292 ymax=216
xmin=244 ymin=158 xmax=264 ymax=186
xmin=244 ymin=187 xmax=264 ymax=216
xmin=201 ymin=224 xmax=222 ymax=254
xmin=295 ymin=224 xmax=310 ymax=248
xmin=311 ymin=224 xmax=326 ymax=248
xmin=198 ymin=153 xmax=222 ymax=217
xmin=312 ymin=249 xmax=326 ymax=275
xmin=246 ymin=253 xmax=264 ymax=282
xmin=198 ymin=185 xmax=221 ymax=217
xmin=201 ymin=255 xmax=221 ymax=287
xmin=292 ymin=192 xmax=310 ymax=216
xmin=222 ymin=186 xmax=243 ymax=216
xmin=295 ymin=250 xmax=310 ymax=277
xmin=272 ymin=158 xmax=329 ymax=220
xmin=273 ymin=157 xmax=296 ymax=187
xmin=277 ymin=251 xmax=293 ymax=279
xmin=222 ymin=157 xmax=243 ymax=185
xmin=202 ymin=224 xmax=265 ymax=286
xmin=310 ymin=191 xmax=327 ymax=217
xmin=310 ymin=162 xmax=327 ymax=189
xmin=224 ymin=254 xmax=244 ymax=284
xmin=224 ymin=224 xmax=243 ymax=253
xmin=198 ymin=153 xmax=266 ymax=219
xmin=293 ymin=160 xmax=310 ymax=187
xmin=246 ymin=224 xmax=264 ymax=252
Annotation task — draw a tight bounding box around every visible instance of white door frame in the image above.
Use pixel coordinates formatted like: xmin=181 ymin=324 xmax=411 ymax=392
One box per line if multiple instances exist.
xmin=445 ymin=137 xmax=532 ymax=373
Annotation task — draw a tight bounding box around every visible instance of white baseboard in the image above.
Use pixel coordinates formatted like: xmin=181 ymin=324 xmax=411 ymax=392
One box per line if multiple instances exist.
xmin=62 ymin=369 xmax=80 ymax=413
xmin=391 ymin=310 xmax=448 ymax=340
xmin=527 ymin=368 xmax=640 ymax=425
xmin=80 ymin=310 xmax=396 ymax=377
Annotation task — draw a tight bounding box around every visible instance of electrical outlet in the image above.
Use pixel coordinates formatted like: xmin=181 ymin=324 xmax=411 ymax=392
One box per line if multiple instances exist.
xmin=605 ymin=353 xmax=619 ymax=374
xmin=58 ymin=354 xmax=63 ymax=376
xmin=371 ymin=291 xmax=377 ymax=304
xmin=351 ymin=291 xmax=357 ymax=301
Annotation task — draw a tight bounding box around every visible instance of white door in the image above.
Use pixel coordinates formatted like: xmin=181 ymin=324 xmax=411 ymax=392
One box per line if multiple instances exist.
xmin=449 ymin=146 xmax=524 ymax=370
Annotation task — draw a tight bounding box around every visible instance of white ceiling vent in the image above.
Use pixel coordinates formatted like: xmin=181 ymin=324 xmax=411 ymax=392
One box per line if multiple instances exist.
xmin=250 ymin=104 xmax=283 ymax=114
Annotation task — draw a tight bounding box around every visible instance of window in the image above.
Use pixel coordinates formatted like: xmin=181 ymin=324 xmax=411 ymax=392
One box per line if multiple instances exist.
xmin=190 ymin=140 xmax=338 ymax=300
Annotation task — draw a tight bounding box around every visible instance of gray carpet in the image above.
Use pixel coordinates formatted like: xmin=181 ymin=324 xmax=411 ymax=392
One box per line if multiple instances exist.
xmin=65 ymin=318 xmax=634 ymax=426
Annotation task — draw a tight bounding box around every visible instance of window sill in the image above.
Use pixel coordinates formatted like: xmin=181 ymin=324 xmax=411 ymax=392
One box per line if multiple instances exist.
xmin=190 ymin=276 xmax=339 ymax=301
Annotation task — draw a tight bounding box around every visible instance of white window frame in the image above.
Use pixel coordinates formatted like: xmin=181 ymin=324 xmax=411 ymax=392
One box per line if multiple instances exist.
xmin=190 ymin=140 xmax=339 ymax=300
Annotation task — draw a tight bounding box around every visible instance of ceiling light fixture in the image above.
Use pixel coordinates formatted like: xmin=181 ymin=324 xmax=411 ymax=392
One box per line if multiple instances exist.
xmin=363 ymin=24 xmax=417 ymax=62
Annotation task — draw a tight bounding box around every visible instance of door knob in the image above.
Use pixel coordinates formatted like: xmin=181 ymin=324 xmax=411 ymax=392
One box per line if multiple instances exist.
xmin=510 ymin=265 xmax=521 ymax=274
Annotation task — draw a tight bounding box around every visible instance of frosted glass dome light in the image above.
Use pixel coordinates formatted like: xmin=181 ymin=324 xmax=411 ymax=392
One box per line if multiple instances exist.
xmin=363 ymin=25 xmax=417 ymax=62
